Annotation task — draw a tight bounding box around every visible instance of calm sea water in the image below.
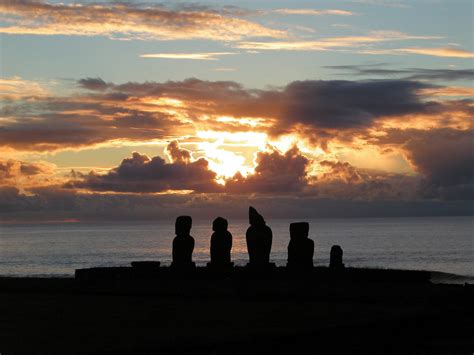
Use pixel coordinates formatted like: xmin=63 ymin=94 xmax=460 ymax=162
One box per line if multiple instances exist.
xmin=0 ymin=217 xmax=472 ymax=279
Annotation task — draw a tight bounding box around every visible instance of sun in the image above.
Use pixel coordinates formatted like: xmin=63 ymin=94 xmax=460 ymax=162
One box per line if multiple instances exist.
xmin=196 ymin=130 xmax=268 ymax=179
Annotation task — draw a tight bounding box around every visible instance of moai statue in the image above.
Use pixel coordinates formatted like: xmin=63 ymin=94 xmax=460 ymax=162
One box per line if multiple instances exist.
xmin=287 ymin=222 xmax=314 ymax=269
xmin=246 ymin=207 xmax=273 ymax=266
xmin=330 ymin=245 xmax=345 ymax=270
xmin=172 ymin=216 xmax=195 ymax=268
xmin=209 ymin=217 xmax=233 ymax=268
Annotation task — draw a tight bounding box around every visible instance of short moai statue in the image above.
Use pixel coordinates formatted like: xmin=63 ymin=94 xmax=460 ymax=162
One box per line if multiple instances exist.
xmin=208 ymin=217 xmax=233 ymax=268
xmin=287 ymin=222 xmax=314 ymax=270
xmin=329 ymin=245 xmax=345 ymax=270
xmin=172 ymin=216 xmax=195 ymax=268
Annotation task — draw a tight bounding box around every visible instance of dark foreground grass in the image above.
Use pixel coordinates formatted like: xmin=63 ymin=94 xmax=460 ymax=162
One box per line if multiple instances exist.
xmin=0 ymin=269 xmax=472 ymax=354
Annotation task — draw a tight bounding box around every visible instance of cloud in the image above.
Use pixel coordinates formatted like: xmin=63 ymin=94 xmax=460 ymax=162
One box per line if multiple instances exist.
xmin=77 ymin=78 xmax=110 ymax=91
xmin=324 ymin=65 xmax=474 ymax=81
xmin=0 ymin=86 xmax=194 ymax=151
xmin=0 ymin=77 xmax=50 ymax=100
xmin=104 ymin=78 xmax=434 ymax=132
xmin=165 ymin=140 xmax=192 ymax=164
xmin=66 ymin=142 xmax=222 ymax=193
xmin=2 ymin=76 xmax=471 ymax=163
xmin=140 ymin=52 xmax=236 ymax=61
xmin=257 ymin=79 xmax=435 ymax=143
xmin=378 ymin=128 xmax=474 ymax=188
xmin=360 ymin=47 xmax=474 ymax=58
xmin=65 ymin=143 xmax=311 ymax=194
xmin=0 ymin=0 xmax=285 ymax=41
xmin=214 ymin=68 xmax=238 ymax=72
xmin=312 ymin=163 xmax=421 ymax=201
xmin=0 ymin=159 xmax=56 ymax=191
xmin=237 ymin=31 xmax=440 ymax=51
xmin=350 ymin=0 xmax=410 ymax=8
xmin=397 ymin=47 xmax=474 ymax=58
xmin=318 ymin=160 xmax=363 ymax=183
xmin=0 ymin=77 xmax=447 ymax=153
xmin=2 ymin=185 xmax=472 ymax=222
xmin=226 ymin=145 xmax=311 ymax=193
xmin=273 ymin=9 xmax=353 ymax=16
xmin=1 ymin=142 xmax=471 ymax=220
xmin=0 ymin=159 xmax=51 ymax=181
xmin=419 ymin=86 xmax=474 ymax=98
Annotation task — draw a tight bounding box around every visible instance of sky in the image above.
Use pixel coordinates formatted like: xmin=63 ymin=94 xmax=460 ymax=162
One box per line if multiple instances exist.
xmin=0 ymin=0 xmax=473 ymax=222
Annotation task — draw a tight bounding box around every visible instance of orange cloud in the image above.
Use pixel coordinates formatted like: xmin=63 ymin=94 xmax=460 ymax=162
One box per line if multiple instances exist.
xmin=237 ymin=31 xmax=440 ymax=51
xmin=0 ymin=77 xmax=50 ymax=100
xmin=140 ymin=52 xmax=237 ymax=61
xmin=273 ymin=9 xmax=353 ymax=16
xmin=0 ymin=0 xmax=285 ymax=41
xmin=397 ymin=47 xmax=474 ymax=58
xmin=419 ymin=86 xmax=474 ymax=98
xmin=360 ymin=47 xmax=474 ymax=58
xmin=2 ymin=77 xmax=472 ymax=156
xmin=0 ymin=159 xmax=57 ymax=191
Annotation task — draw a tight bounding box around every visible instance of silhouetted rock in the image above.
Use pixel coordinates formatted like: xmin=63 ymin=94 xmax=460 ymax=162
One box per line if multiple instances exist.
xmin=330 ymin=245 xmax=345 ymax=270
xmin=246 ymin=206 xmax=273 ymax=266
xmin=171 ymin=216 xmax=195 ymax=268
xmin=208 ymin=217 xmax=233 ymax=269
xmin=287 ymin=222 xmax=314 ymax=269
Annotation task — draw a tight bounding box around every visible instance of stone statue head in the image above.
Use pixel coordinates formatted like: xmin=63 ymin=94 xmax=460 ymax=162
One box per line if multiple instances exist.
xmin=213 ymin=217 xmax=228 ymax=232
xmin=175 ymin=215 xmax=192 ymax=235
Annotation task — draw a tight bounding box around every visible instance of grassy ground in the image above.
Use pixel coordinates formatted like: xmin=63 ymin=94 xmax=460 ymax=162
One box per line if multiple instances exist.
xmin=0 ymin=272 xmax=472 ymax=354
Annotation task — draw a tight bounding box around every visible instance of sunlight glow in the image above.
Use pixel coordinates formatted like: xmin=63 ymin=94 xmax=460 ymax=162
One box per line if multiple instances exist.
xmin=148 ymin=97 xmax=184 ymax=107
xmin=215 ymin=116 xmax=270 ymax=128
xmin=198 ymin=138 xmax=251 ymax=178
xmin=196 ymin=130 xmax=268 ymax=148
xmin=196 ymin=130 xmax=270 ymax=178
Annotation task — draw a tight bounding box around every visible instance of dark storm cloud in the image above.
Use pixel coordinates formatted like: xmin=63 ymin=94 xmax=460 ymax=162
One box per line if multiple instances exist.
xmin=1 ymin=186 xmax=471 ymax=222
xmin=77 ymin=78 xmax=111 ymax=91
xmin=313 ymin=161 xmax=421 ymax=201
xmin=63 ymin=143 xmax=431 ymax=201
xmin=378 ymin=128 xmax=474 ymax=187
xmin=67 ymin=143 xmax=222 ymax=193
xmin=67 ymin=144 xmax=311 ymax=194
xmin=0 ymin=94 xmax=191 ymax=151
xmin=226 ymin=145 xmax=310 ymax=193
xmin=110 ymin=78 xmax=433 ymax=129
xmin=112 ymin=78 xmax=253 ymax=104
xmin=268 ymin=80 xmax=432 ymax=131
xmin=325 ymin=65 xmax=474 ymax=81
xmin=1 ymin=77 xmax=438 ymax=151
xmin=84 ymin=77 xmax=435 ymax=135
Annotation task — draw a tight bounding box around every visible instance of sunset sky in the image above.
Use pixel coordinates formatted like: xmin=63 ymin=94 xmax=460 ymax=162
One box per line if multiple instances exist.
xmin=0 ymin=0 xmax=473 ymax=222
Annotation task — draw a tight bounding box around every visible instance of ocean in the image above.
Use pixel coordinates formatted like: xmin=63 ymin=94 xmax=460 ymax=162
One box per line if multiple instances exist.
xmin=0 ymin=216 xmax=472 ymax=281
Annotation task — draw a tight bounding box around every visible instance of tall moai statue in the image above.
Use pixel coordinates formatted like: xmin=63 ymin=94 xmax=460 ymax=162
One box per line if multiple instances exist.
xmin=246 ymin=206 xmax=273 ymax=266
xmin=209 ymin=217 xmax=233 ymax=268
xmin=172 ymin=216 xmax=195 ymax=268
xmin=287 ymin=222 xmax=314 ymax=269
xmin=330 ymin=245 xmax=344 ymax=270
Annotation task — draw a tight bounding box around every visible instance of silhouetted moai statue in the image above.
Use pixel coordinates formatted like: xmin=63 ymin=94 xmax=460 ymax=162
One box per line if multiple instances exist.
xmin=208 ymin=217 xmax=233 ymax=268
xmin=246 ymin=206 xmax=273 ymax=266
xmin=330 ymin=245 xmax=345 ymax=270
xmin=287 ymin=222 xmax=314 ymax=269
xmin=172 ymin=216 xmax=195 ymax=268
